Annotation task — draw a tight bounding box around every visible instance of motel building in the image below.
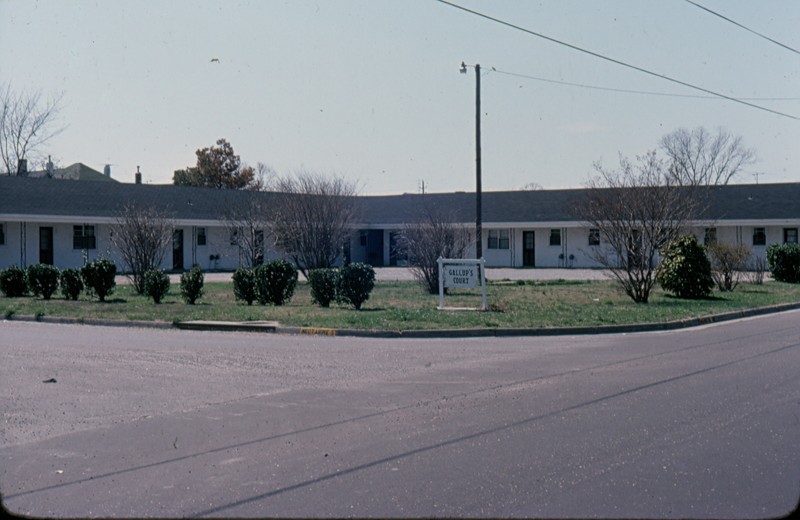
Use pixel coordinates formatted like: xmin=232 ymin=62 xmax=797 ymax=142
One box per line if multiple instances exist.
xmin=1 ymin=164 xmax=799 ymax=272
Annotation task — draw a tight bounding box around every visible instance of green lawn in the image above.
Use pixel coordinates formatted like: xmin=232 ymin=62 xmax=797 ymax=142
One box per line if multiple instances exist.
xmin=3 ymin=279 xmax=800 ymax=330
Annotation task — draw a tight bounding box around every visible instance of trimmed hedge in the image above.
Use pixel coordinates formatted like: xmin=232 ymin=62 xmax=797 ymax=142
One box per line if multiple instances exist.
xmin=656 ymin=235 xmax=713 ymax=299
xmin=60 ymin=268 xmax=84 ymax=300
xmin=81 ymin=258 xmax=117 ymax=302
xmin=0 ymin=265 xmax=28 ymax=297
xmin=180 ymin=266 xmax=205 ymax=304
xmin=232 ymin=268 xmax=256 ymax=305
xmin=143 ymin=269 xmax=170 ymax=304
xmin=27 ymin=264 xmax=60 ymax=300
xmin=254 ymin=260 xmax=298 ymax=306
xmin=337 ymin=262 xmax=375 ymax=310
xmin=308 ymin=268 xmax=339 ymax=307
xmin=766 ymin=243 xmax=800 ymax=283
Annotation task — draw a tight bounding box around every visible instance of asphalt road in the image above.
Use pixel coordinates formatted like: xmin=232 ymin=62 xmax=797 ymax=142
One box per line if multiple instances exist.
xmin=1 ymin=313 xmax=799 ymax=518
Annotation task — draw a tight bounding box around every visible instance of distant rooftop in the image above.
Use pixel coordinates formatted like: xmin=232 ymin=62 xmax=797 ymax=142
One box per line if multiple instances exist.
xmin=22 ymin=162 xmax=118 ymax=182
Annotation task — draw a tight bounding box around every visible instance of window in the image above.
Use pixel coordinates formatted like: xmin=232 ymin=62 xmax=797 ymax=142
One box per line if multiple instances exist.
xmin=752 ymin=227 xmax=766 ymax=246
xmin=0 ymin=223 xmax=5 ymax=245
xmin=73 ymin=225 xmax=96 ymax=250
xmin=588 ymin=228 xmax=600 ymax=246
xmin=197 ymin=227 xmax=207 ymax=246
xmin=488 ymin=229 xmax=509 ymax=250
xmin=549 ymin=229 xmax=561 ymax=246
xmin=704 ymin=228 xmax=717 ymax=245
xmin=784 ymin=228 xmax=798 ymax=244
xmin=230 ymin=229 xmax=239 ymax=245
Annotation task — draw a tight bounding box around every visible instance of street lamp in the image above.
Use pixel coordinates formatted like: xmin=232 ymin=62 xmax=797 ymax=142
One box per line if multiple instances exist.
xmin=460 ymin=61 xmax=482 ymax=260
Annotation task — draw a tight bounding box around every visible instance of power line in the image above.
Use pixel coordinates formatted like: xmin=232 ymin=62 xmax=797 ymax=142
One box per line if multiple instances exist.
xmin=491 ymin=68 xmax=800 ymax=101
xmin=685 ymin=0 xmax=800 ymax=56
xmin=433 ymin=0 xmax=799 ymax=121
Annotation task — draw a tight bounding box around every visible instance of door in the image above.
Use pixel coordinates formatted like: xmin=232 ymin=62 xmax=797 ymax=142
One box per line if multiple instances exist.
xmin=367 ymin=229 xmax=384 ymax=267
xmin=172 ymin=230 xmax=184 ymax=271
xmin=39 ymin=227 xmax=54 ymax=265
xmin=522 ymin=231 xmax=535 ymax=267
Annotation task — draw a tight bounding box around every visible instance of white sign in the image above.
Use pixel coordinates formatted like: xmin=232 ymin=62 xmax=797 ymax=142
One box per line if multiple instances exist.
xmin=437 ymin=257 xmax=487 ymax=311
xmin=444 ymin=264 xmax=478 ymax=288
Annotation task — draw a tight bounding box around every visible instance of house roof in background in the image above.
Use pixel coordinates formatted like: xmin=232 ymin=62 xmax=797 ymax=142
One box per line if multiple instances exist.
xmin=0 ymin=175 xmax=799 ymax=225
xmin=23 ymin=162 xmax=117 ymax=182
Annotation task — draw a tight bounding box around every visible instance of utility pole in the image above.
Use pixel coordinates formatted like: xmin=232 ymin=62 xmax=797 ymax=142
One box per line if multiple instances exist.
xmin=461 ymin=61 xmax=482 ymax=260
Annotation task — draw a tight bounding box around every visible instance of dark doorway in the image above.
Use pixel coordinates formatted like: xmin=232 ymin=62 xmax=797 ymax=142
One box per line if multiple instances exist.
xmin=172 ymin=230 xmax=184 ymax=271
xmin=367 ymin=230 xmax=384 ymax=267
xmin=522 ymin=231 xmax=535 ymax=267
xmin=39 ymin=227 xmax=54 ymax=265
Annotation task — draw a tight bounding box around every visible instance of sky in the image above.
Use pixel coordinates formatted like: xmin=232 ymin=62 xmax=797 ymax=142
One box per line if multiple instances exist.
xmin=1 ymin=0 xmax=798 ymax=194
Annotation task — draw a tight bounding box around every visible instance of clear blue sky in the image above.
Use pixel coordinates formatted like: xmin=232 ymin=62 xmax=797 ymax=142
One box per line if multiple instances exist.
xmin=1 ymin=0 xmax=798 ymax=193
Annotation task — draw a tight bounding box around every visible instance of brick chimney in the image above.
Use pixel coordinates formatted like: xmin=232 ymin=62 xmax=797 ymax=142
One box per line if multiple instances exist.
xmin=135 ymin=165 xmax=142 ymax=184
xmin=17 ymin=158 xmax=27 ymax=176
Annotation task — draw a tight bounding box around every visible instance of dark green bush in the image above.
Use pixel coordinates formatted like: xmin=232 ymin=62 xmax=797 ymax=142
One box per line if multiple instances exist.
xmin=232 ymin=268 xmax=256 ymax=305
xmin=656 ymin=235 xmax=713 ymax=299
xmin=308 ymin=268 xmax=339 ymax=307
xmin=144 ymin=269 xmax=170 ymax=304
xmin=766 ymin=243 xmax=800 ymax=283
xmin=254 ymin=260 xmax=298 ymax=306
xmin=180 ymin=266 xmax=205 ymax=304
xmin=60 ymin=268 xmax=84 ymax=300
xmin=81 ymin=258 xmax=117 ymax=302
xmin=0 ymin=265 xmax=28 ymax=297
xmin=27 ymin=264 xmax=60 ymax=300
xmin=337 ymin=262 xmax=375 ymax=310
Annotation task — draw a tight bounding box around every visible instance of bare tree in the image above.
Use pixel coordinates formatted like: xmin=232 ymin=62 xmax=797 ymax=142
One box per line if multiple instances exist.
xmin=397 ymin=206 xmax=471 ymax=294
xmin=707 ymin=241 xmax=751 ymax=292
xmin=222 ymin=193 xmax=271 ymax=268
xmin=269 ymin=170 xmax=359 ymax=277
xmin=110 ymin=203 xmax=174 ymax=294
xmin=0 ymin=85 xmax=65 ymax=175
xmin=578 ymin=151 xmax=700 ymax=303
xmin=659 ymin=126 xmax=755 ymax=186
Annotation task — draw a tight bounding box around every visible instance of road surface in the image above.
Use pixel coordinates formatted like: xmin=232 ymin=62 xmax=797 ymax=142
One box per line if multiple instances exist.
xmin=1 ymin=313 xmax=798 ymax=517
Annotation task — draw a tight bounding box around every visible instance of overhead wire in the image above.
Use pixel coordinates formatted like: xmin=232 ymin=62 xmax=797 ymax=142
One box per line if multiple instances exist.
xmin=684 ymin=0 xmax=800 ymax=56
xmin=490 ymin=68 xmax=800 ymax=101
xmin=433 ymin=0 xmax=799 ymax=120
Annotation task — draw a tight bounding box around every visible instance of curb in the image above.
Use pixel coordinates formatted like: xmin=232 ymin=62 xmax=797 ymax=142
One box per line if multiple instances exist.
xmin=5 ymin=301 xmax=800 ymax=338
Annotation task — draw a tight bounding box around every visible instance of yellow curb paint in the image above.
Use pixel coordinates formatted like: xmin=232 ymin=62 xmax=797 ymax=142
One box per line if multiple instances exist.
xmin=300 ymin=327 xmax=337 ymax=336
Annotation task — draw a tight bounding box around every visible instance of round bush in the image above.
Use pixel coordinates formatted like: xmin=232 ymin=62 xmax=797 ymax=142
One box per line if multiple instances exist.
xmin=180 ymin=266 xmax=205 ymax=304
xmin=308 ymin=268 xmax=339 ymax=307
xmin=144 ymin=269 xmax=170 ymax=304
xmin=766 ymin=243 xmax=800 ymax=283
xmin=337 ymin=262 xmax=375 ymax=310
xmin=81 ymin=258 xmax=117 ymax=301
xmin=232 ymin=268 xmax=256 ymax=305
xmin=254 ymin=260 xmax=298 ymax=306
xmin=656 ymin=235 xmax=713 ymax=299
xmin=27 ymin=264 xmax=60 ymax=300
xmin=60 ymin=268 xmax=84 ymax=300
xmin=0 ymin=265 xmax=28 ymax=297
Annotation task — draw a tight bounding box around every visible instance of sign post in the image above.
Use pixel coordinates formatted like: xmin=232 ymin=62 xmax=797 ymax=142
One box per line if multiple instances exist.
xmin=437 ymin=257 xmax=487 ymax=311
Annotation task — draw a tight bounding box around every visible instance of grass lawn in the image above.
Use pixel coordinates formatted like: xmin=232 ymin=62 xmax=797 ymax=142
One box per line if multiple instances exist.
xmin=3 ymin=278 xmax=800 ymax=331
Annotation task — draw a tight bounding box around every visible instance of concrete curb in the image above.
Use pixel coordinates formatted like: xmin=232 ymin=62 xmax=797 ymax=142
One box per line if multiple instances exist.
xmin=5 ymin=301 xmax=800 ymax=338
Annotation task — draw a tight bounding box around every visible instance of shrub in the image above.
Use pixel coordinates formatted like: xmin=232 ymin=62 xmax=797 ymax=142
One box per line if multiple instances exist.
xmin=0 ymin=265 xmax=28 ymax=297
xmin=81 ymin=258 xmax=117 ymax=301
xmin=232 ymin=268 xmax=256 ymax=305
xmin=707 ymin=242 xmax=751 ymax=292
xmin=143 ymin=269 xmax=170 ymax=304
xmin=337 ymin=262 xmax=375 ymax=310
xmin=180 ymin=266 xmax=205 ymax=304
xmin=27 ymin=264 xmax=60 ymax=300
xmin=254 ymin=260 xmax=298 ymax=306
xmin=656 ymin=235 xmax=713 ymax=299
xmin=60 ymin=268 xmax=84 ymax=300
xmin=766 ymin=243 xmax=800 ymax=283
xmin=747 ymin=255 xmax=767 ymax=285
xmin=308 ymin=268 xmax=339 ymax=307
